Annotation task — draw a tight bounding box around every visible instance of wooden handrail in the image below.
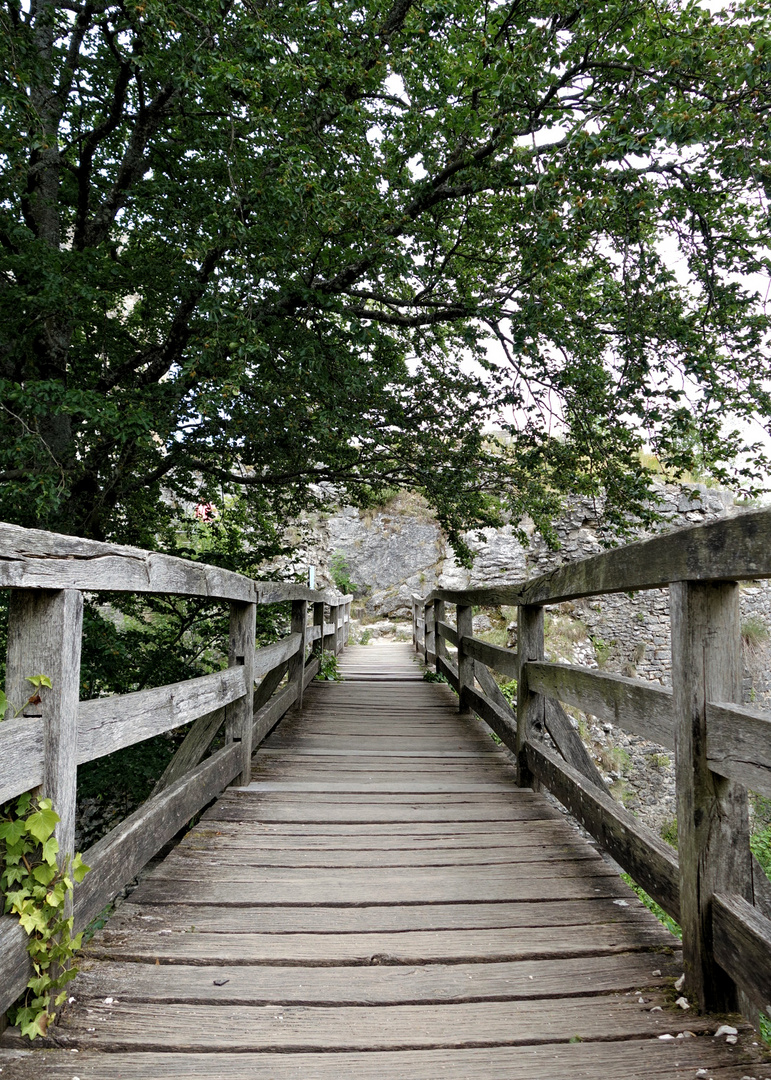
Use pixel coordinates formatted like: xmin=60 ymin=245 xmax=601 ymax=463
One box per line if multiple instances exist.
xmin=0 ymin=521 xmax=353 ymax=1018
xmin=414 ymin=505 xmax=771 ymax=1024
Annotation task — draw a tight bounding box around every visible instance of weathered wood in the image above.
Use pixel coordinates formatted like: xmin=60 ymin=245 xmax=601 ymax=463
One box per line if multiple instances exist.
xmin=150 ymin=706 xmax=226 ymax=798
xmin=456 ymin=605 xmax=474 ymax=713
xmin=428 ymin=505 xmax=771 ymax=607
xmin=77 ymin=667 xmax=246 ymax=765
xmin=527 ymin=661 xmax=674 ymax=750
xmin=303 ymin=655 xmax=321 ymax=689
xmin=473 ymin=661 xmax=518 ymax=725
xmin=526 ymin=741 xmax=681 ymax=922
xmin=6 ymin=589 xmax=83 ymax=918
xmin=251 ymin=682 xmax=299 ymax=747
xmin=544 ymin=698 xmax=609 ymax=791
xmin=712 ymin=892 xmax=771 ymax=1019
xmin=752 ymin=855 xmax=771 ymax=918
xmin=0 ymin=717 xmax=43 ymax=804
xmin=464 ymin=685 xmax=518 ymax=750
xmin=288 ymin=599 xmax=308 ymax=709
xmin=516 ymin=605 xmax=544 ymax=789
xmin=71 ymin=952 xmax=679 ymax=1005
xmin=73 ymin=742 xmax=242 ymax=930
xmin=434 ymin=600 xmax=448 ymax=666
xmin=462 ymin=636 xmax=518 ymax=678
xmin=42 ymin=994 xmax=711 ymax=1053
xmin=253 ymin=632 xmax=301 ymax=679
xmin=312 ymin=601 xmax=325 ymax=656
xmin=425 ymin=599 xmax=436 ymax=667
xmin=0 ymin=1039 xmax=757 ymax=1080
xmin=225 ymin=601 xmax=257 ymax=786
xmin=436 ymin=619 xmax=458 ymax=647
xmin=437 ymin=653 xmax=460 ymax=693
xmin=0 ymin=915 xmax=32 ymax=1017
xmin=670 ymin=580 xmax=751 ymax=1012
xmin=706 ymin=699 xmax=771 ymax=798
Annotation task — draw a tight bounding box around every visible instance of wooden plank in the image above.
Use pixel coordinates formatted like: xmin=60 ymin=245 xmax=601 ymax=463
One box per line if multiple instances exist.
xmin=526 ymin=741 xmax=681 ymax=922
xmin=437 ymin=653 xmax=460 ymax=693
xmin=122 ymin=866 xmax=628 ymax=908
xmin=149 ymin=706 xmax=226 ymax=797
xmin=77 ymin=667 xmax=246 ymax=764
xmin=428 ymin=505 xmax=771 ymax=606
xmin=462 ymin=636 xmax=518 ymax=677
xmin=288 ymin=599 xmax=308 ymax=708
xmin=517 ymin=605 xmax=544 ymax=788
xmin=251 ymin=683 xmax=299 ymax=747
xmin=527 ymin=661 xmax=674 ymax=749
xmin=0 ymin=1039 xmax=759 ymax=1080
xmin=0 ymin=915 xmax=32 ymax=1017
xmin=44 ymin=994 xmax=717 ymax=1052
xmin=464 ymin=685 xmax=518 ymax=750
xmin=70 ymin=952 xmax=680 ymax=1005
xmin=86 ymin=922 xmax=673 ymax=966
xmin=6 ymin=589 xmax=83 ymax=920
xmin=713 ymin=891 xmax=771 ymax=1016
xmin=544 ymin=698 xmax=609 ymax=791
xmin=225 ymin=601 xmax=257 ymax=786
xmin=102 ymin=895 xmax=674 ymax=934
xmin=303 ymin=655 xmax=321 ymax=689
xmin=73 ymin=742 xmax=242 ymax=930
xmin=436 ymin=619 xmax=458 ymax=646
xmin=707 ymin=699 xmax=771 ymax=798
xmin=670 ymin=580 xmax=752 ymax=1012
xmin=253 ymin=633 xmax=301 ymax=679
xmin=0 ymin=716 xmax=43 ymax=804
xmin=456 ymin=605 xmax=474 ymax=711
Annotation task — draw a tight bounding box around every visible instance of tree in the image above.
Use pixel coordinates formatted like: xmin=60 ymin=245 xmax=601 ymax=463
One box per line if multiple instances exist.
xmin=1 ymin=0 xmax=770 ymax=557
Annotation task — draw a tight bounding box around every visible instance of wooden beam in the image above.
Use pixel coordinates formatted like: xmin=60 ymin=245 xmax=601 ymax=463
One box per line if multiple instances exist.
xmin=77 ymin=667 xmax=246 ymax=765
xmin=671 ymin=580 xmax=751 ymax=1013
xmin=461 ymin=636 xmax=518 ymax=678
xmin=712 ymin=892 xmax=771 ymax=1019
xmin=437 ymin=654 xmax=460 ymax=694
xmin=424 ymin=600 xmax=436 ymax=668
xmin=526 ymin=662 xmax=674 ymax=750
xmin=225 ymin=601 xmax=257 ymax=787
xmin=254 ymin=634 xmax=301 ymax=680
xmin=288 ymin=600 xmax=308 ymax=710
xmin=0 ymin=916 xmax=30 ymax=1018
xmin=456 ymin=605 xmax=474 ymax=714
xmin=544 ymin=699 xmax=609 ymax=792
xmin=527 ymin=741 xmax=681 ymax=923
xmin=252 ymin=683 xmax=299 ymax=746
xmin=6 ymin=589 xmax=82 ymax=920
xmin=517 ymin=605 xmax=544 ymax=789
xmin=0 ymin=717 xmax=43 ymax=804
xmin=706 ymin=700 xmax=771 ymax=799
xmin=426 ymin=506 xmax=771 ymax=607
xmin=464 ymin=685 xmax=517 ymax=750
xmin=73 ymin=742 xmax=242 ymax=930
xmin=436 ymin=619 xmax=458 ymax=647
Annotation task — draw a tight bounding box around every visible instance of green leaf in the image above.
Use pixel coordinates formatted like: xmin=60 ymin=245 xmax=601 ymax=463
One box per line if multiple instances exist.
xmin=25 ymin=807 xmax=59 ymax=843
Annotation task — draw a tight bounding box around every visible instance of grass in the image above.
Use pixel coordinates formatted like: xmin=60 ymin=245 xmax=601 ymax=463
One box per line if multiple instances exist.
xmin=619 ymin=873 xmax=682 ymax=939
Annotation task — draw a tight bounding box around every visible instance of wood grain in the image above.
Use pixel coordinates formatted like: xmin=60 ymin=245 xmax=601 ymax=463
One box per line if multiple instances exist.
xmin=77 ymin=667 xmax=246 ymax=764
xmin=527 ymin=661 xmax=674 ymax=749
xmin=707 ymin=699 xmax=771 ymax=798
xmin=0 ymin=716 xmax=43 ymax=804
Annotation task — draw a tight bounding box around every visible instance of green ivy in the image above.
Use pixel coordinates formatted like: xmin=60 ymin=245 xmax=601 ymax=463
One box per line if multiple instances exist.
xmin=0 ymin=793 xmax=90 ymax=1039
xmin=316 ymin=651 xmax=343 ymax=682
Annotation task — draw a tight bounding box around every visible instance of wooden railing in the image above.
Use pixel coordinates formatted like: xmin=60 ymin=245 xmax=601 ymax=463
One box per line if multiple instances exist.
xmin=413 ymin=506 xmax=771 ymax=1023
xmin=0 ymin=522 xmax=352 ymax=1017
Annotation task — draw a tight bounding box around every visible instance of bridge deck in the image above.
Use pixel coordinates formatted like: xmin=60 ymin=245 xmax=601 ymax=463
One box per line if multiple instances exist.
xmin=1 ymin=643 xmax=765 ymax=1078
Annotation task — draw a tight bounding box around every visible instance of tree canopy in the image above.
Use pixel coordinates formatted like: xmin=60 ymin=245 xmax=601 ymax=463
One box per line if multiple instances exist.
xmin=1 ymin=0 xmax=770 ymax=557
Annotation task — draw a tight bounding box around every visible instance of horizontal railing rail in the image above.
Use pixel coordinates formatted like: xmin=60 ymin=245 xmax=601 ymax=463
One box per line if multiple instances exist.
xmin=0 ymin=522 xmax=352 ymax=1018
xmin=413 ymin=505 xmax=771 ymax=1025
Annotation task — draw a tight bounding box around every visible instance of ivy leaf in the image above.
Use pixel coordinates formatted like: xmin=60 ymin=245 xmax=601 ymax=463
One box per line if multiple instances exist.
xmin=25 ymin=807 xmax=59 ymax=843
xmin=72 ymin=853 xmax=90 ymax=884
xmin=0 ymin=820 xmax=27 ymax=846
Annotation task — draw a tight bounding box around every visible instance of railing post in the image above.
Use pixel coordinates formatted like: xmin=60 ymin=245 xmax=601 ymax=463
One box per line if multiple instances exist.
xmin=5 ymin=589 xmax=83 ymax=916
xmin=434 ymin=599 xmax=447 ymax=673
xmin=225 ymin=601 xmax=256 ymax=787
xmin=288 ymin=599 xmax=308 ymax=709
xmin=670 ymin=580 xmax=752 ymax=1013
xmin=516 ymin=604 xmax=544 ymax=789
xmin=424 ymin=600 xmax=435 ymax=667
xmin=312 ymin=600 xmax=325 ymax=658
xmin=456 ymin=603 xmax=474 ymax=713
xmin=344 ymin=599 xmax=351 ymax=646
xmin=412 ymin=598 xmax=418 ymax=650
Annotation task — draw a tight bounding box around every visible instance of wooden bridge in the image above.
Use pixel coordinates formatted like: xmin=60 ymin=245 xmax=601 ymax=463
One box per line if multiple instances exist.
xmin=0 ymin=513 xmax=771 ymax=1077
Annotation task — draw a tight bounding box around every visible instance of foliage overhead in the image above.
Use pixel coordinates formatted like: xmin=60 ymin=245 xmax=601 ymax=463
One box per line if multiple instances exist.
xmin=1 ymin=0 xmax=771 ymax=555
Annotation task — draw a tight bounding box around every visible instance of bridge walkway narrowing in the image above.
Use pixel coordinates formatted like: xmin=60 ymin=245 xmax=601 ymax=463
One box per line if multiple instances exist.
xmin=1 ymin=642 xmax=763 ymax=1078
